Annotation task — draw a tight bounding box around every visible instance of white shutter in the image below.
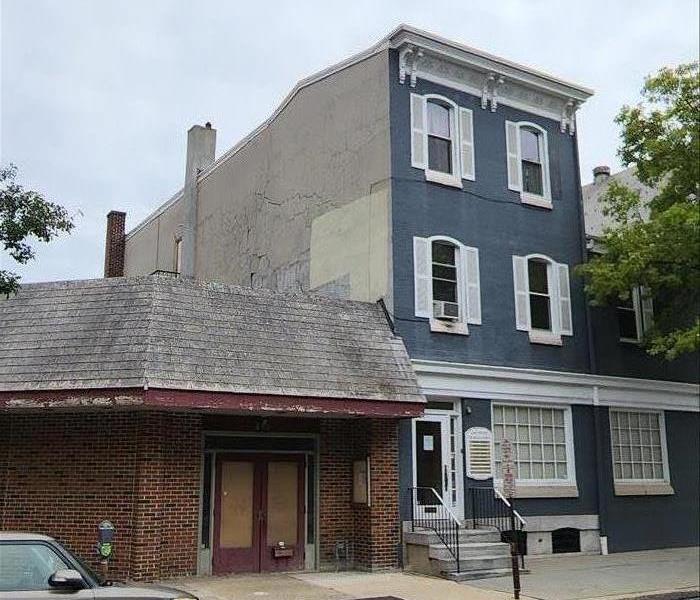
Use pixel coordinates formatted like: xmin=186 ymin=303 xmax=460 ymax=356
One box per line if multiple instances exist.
xmin=512 ymin=255 xmax=530 ymax=331
xmin=465 ymin=427 xmax=493 ymax=480
xmin=640 ymin=286 xmax=654 ymax=333
xmin=505 ymin=121 xmax=521 ymax=191
xmin=413 ymin=236 xmax=432 ymax=318
xmin=557 ymin=262 xmax=573 ymax=336
xmin=410 ymin=93 xmax=427 ymax=169
xmin=463 ymin=246 xmax=481 ymax=325
xmin=459 ymin=107 xmax=475 ymax=181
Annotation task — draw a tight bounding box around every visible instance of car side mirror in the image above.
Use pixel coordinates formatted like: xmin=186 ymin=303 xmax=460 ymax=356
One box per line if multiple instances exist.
xmin=48 ymin=569 xmax=85 ymax=590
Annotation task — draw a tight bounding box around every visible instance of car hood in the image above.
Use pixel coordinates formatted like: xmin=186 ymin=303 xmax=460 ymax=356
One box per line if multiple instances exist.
xmin=98 ymin=581 xmax=196 ymax=599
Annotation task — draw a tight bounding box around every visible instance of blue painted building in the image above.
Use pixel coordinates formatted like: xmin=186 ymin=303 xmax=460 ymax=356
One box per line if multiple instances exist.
xmin=386 ymin=30 xmax=698 ymax=556
xmin=118 ymin=26 xmax=699 ymax=566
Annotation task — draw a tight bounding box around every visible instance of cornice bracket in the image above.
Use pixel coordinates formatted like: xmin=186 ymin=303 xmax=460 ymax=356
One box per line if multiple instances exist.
xmin=398 ymin=45 xmax=423 ymax=88
xmin=481 ymin=72 xmax=504 ymax=112
xmin=561 ymin=99 xmax=579 ymax=135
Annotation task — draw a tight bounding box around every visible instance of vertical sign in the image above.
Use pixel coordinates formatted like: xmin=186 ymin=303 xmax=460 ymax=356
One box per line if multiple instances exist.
xmin=501 ymin=438 xmax=516 ymax=499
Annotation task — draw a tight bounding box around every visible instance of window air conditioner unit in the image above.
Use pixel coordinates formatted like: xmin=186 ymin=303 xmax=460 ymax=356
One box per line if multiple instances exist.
xmin=433 ymin=300 xmax=460 ymax=321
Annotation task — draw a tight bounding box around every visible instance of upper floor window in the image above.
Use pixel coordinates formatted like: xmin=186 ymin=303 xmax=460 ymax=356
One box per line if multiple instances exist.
xmin=617 ymin=287 xmax=654 ymax=343
xmin=520 ymin=127 xmax=544 ymax=196
xmin=512 ymin=254 xmax=572 ymax=345
xmin=411 ymin=94 xmax=475 ymax=188
xmin=431 ymin=240 xmax=459 ymax=318
xmin=528 ymin=258 xmax=551 ymax=330
xmin=427 ymin=101 xmax=453 ymax=174
xmin=506 ymin=121 xmax=552 ymax=209
xmin=413 ymin=235 xmax=481 ymax=335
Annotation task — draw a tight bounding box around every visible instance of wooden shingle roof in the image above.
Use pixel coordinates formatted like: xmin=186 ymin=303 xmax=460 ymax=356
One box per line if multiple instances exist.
xmin=0 ymin=276 xmax=424 ymax=405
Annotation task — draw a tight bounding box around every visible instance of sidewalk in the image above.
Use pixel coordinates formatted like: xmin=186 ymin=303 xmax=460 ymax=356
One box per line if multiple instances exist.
xmin=161 ymin=546 xmax=699 ymax=600
xmin=467 ymin=547 xmax=699 ymax=600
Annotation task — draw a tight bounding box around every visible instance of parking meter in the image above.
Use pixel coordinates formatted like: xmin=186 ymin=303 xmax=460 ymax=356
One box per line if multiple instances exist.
xmin=97 ymin=520 xmax=115 ymax=561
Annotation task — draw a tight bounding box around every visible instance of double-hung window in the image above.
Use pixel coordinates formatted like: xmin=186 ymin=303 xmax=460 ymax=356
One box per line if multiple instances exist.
xmin=411 ymin=94 xmax=475 ymax=187
xmin=506 ymin=121 xmax=552 ymax=208
xmin=427 ymin=101 xmax=453 ymax=174
xmin=431 ymin=241 xmax=460 ymax=319
xmin=493 ymin=404 xmax=577 ymax=496
xmin=609 ymin=409 xmax=673 ymax=495
xmin=413 ymin=236 xmax=481 ymax=334
xmin=512 ymin=254 xmax=572 ymax=345
xmin=617 ymin=287 xmax=654 ymax=343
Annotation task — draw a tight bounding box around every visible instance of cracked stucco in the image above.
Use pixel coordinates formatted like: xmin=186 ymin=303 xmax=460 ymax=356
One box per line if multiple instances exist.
xmin=124 ymin=51 xmax=392 ymax=308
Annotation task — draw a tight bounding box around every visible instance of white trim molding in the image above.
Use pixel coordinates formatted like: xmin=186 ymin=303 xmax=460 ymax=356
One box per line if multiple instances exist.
xmin=411 ymin=359 xmax=700 ymax=412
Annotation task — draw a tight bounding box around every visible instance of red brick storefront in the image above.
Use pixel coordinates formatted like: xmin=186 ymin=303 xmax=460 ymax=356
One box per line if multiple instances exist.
xmin=0 ymin=277 xmax=424 ymax=580
xmin=0 ymin=408 xmax=404 ymax=579
xmin=0 ymin=411 xmax=201 ymax=580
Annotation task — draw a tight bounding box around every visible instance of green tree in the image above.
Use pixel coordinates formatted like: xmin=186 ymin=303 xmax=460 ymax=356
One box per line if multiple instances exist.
xmin=577 ymin=62 xmax=700 ymax=360
xmin=1 ymin=164 xmax=75 ymax=295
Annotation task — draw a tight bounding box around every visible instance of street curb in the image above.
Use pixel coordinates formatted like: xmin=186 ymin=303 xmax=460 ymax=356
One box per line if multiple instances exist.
xmin=579 ymin=588 xmax=699 ymax=600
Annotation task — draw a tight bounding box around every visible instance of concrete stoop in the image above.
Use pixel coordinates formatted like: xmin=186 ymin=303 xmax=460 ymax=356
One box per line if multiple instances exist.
xmin=404 ymin=527 xmax=514 ymax=581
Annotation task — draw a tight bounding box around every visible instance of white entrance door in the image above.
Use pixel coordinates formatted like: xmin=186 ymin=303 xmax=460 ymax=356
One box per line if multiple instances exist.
xmin=412 ymin=412 xmax=461 ymax=519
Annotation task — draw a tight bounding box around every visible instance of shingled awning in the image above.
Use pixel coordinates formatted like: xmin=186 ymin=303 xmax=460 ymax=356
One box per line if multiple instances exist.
xmin=0 ymin=276 xmax=424 ymax=416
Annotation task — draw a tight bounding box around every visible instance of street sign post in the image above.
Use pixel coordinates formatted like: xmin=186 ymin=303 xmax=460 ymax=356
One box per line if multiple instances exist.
xmin=500 ymin=438 xmax=521 ymax=600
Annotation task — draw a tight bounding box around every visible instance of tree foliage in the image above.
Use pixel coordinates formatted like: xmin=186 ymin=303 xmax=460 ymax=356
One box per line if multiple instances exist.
xmin=1 ymin=164 xmax=75 ymax=295
xmin=577 ymin=62 xmax=700 ymax=360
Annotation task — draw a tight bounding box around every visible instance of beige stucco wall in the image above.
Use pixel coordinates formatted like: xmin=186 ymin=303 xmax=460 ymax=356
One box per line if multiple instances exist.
xmin=124 ymin=197 xmax=185 ymax=276
xmin=124 ymin=50 xmax=392 ymax=305
xmin=309 ymin=181 xmax=390 ymax=303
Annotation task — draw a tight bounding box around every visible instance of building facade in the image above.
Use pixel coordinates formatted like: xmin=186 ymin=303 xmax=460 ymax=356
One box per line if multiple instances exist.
xmin=114 ymin=25 xmax=699 ymax=564
xmin=0 ymin=277 xmax=424 ymax=579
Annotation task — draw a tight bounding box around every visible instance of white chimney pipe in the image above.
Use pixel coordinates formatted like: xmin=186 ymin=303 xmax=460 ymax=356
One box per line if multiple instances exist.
xmin=181 ymin=123 xmax=216 ymax=278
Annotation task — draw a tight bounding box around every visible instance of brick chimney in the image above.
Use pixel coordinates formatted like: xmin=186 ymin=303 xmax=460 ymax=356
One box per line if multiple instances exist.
xmin=104 ymin=210 xmax=126 ymax=277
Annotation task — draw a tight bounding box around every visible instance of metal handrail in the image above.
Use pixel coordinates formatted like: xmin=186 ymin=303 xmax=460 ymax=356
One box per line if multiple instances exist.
xmin=494 ymin=489 xmax=527 ymax=527
xmin=470 ymin=486 xmax=525 ymax=599
xmin=409 ymin=486 xmax=462 ymax=572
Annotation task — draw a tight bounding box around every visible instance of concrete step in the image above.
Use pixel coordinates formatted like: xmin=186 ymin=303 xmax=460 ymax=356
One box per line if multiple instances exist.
xmin=405 ymin=528 xmax=501 ymax=546
xmin=428 ymin=541 xmax=511 ymax=561
xmin=431 ymin=554 xmax=512 ymax=573
xmin=443 ymin=567 xmax=513 ymax=582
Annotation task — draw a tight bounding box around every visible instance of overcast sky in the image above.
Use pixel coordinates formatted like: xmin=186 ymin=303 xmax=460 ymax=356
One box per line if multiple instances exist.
xmin=2 ymin=0 xmax=698 ymax=284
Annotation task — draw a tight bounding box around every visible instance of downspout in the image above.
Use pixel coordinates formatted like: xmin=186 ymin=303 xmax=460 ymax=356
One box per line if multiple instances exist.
xmin=572 ymin=123 xmax=609 ymax=553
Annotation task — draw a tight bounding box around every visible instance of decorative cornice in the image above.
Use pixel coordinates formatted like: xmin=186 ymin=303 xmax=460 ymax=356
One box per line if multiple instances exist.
xmin=397 ymin=41 xmax=589 ymax=126
xmin=411 ymin=359 xmax=699 ymax=412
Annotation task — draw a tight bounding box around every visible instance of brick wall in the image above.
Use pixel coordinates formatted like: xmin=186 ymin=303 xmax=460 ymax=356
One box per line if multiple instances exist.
xmin=318 ymin=418 xmax=400 ymax=571
xmin=1 ymin=411 xmax=400 ymax=577
xmin=0 ymin=411 xmax=201 ymax=581
xmin=318 ymin=419 xmax=355 ymax=566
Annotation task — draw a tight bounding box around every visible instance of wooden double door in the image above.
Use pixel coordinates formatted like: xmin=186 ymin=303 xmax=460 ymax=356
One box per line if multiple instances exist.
xmin=213 ymin=453 xmax=305 ymax=574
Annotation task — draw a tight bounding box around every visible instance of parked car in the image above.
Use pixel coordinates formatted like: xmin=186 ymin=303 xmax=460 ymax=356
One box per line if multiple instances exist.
xmin=0 ymin=532 xmax=197 ymax=599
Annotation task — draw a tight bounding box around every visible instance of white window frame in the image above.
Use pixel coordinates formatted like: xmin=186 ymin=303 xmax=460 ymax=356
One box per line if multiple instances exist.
xmin=513 ymin=253 xmax=572 ymax=345
xmin=618 ymin=287 xmax=654 ymax=344
xmin=411 ymin=94 xmax=475 ymax=189
xmin=491 ymin=402 xmax=578 ymax=491
xmin=506 ymin=121 xmax=552 ymax=209
xmin=414 ymin=235 xmax=481 ymax=335
xmin=609 ymin=408 xmax=671 ymax=486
